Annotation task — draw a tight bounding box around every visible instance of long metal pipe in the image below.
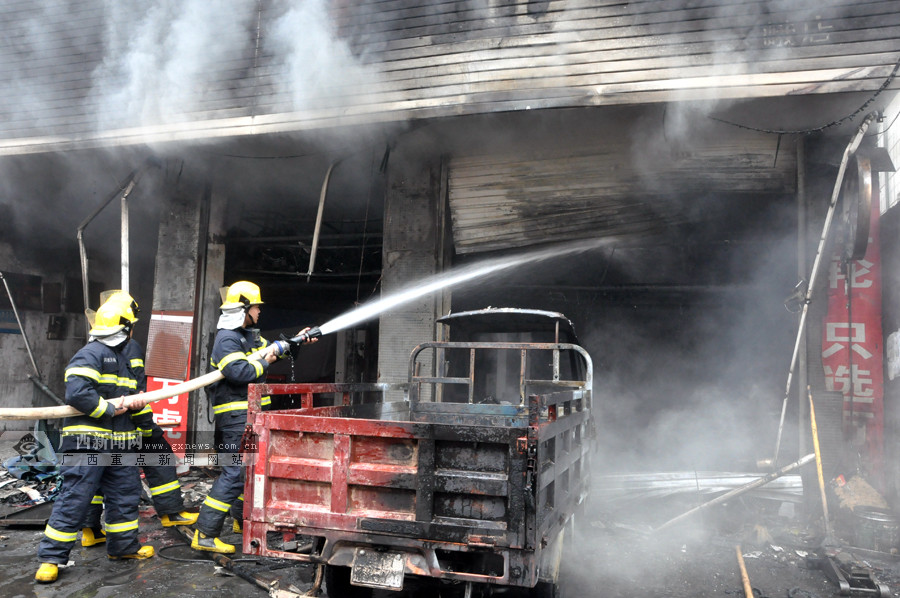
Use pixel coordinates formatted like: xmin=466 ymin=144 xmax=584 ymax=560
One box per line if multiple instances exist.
xmin=655 ymin=453 xmax=815 ymax=532
xmin=28 ymin=374 xmax=65 ymax=407
xmin=797 ymin=138 xmax=808 ymax=464
xmin=77 ymin=159 xmax=158 ymax=333
xmin=121 ymin=181 xmax=130 ymax=294
xmin=0 ymin=271 xmax=42 ymax=379
xmin=774 ymin=112 xmax=876 ymax=463
xmin=306 ymin=161 xmax=337 ymax=282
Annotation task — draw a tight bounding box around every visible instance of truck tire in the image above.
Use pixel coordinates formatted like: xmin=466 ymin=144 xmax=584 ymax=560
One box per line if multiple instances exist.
xmin=323 ymin=565 xmax=374 ymax=598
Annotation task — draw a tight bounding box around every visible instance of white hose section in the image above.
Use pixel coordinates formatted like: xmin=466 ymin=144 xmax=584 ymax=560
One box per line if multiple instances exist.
xmin=0 ymin=348 xmax=268 ymax=421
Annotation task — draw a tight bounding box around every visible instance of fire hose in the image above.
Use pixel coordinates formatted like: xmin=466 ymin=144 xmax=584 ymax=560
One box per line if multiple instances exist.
xmin=0 ymin=327 xmax=321 ymax=421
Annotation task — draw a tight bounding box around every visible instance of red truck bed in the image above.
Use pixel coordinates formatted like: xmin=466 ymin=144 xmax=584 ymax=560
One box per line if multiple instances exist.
xmin=243 ymin=340 xmax=593 ymax=595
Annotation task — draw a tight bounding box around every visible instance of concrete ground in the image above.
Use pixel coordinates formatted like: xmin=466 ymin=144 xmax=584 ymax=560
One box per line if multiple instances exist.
xmin=3 ymin=429 xmax=900 ymax=598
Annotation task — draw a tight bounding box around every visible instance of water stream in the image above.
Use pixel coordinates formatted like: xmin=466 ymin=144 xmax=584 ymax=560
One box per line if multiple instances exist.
xmin=316 ymin=236 xmax=616 ymax=336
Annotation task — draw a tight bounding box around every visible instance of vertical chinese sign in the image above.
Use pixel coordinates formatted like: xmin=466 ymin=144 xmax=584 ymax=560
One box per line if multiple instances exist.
xmin=144 ymin=312 xmax=194 ymax=459
xmin=822 ymin=201 xmax=883 ymax=481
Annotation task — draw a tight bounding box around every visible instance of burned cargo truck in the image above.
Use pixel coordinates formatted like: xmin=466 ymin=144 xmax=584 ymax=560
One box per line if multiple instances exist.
xmin=242 ymin=308 xmax=594 ymax=597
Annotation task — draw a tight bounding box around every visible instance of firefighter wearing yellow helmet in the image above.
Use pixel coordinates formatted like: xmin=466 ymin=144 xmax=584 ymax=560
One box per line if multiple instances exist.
xmin=36 ymin=296 xmax=154 ymax=583
xmin=79 ymin=292 xmax=199 ymax=552
xmin=192 ymin=281 xmax=278 ymax=553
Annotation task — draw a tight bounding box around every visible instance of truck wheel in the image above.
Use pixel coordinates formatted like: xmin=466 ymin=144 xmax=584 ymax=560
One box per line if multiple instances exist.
xmin=323 ymin=565 xmax=374 ymax=598
xmin=532 ymin=580 xmax=563 ymax=598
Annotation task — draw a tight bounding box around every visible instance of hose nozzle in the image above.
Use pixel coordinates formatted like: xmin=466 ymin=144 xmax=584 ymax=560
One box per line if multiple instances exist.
xmin=289 ymin=326 xmax=322 ymax=346
xmin=272 ymin=327 xmax=322 ymax=357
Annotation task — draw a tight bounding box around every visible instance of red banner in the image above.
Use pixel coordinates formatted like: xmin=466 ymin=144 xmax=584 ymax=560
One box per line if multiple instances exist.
xmin=821 ymin=201 xmax=883 ymax=482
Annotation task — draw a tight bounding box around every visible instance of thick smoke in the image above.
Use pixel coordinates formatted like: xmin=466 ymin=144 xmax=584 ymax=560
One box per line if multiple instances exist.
xmin=3 ymin=1 xmax=383 ymax=134
xmin=90 ymin=2 xmax=259 ymax=130
xmin=265 ymin=1 xmax=382 ymax=111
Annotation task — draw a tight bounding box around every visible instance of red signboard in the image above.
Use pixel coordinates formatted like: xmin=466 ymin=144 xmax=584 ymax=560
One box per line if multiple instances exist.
xmin=147 ymin=376 xmax=191 ymax=458
xmin=821 ymin=201 xmax=883 ymax=482
xmin=144 ymin=311 xmax=195 ymax=460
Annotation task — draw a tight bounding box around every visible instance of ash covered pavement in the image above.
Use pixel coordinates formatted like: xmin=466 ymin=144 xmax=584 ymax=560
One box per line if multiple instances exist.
xmin=0 ymin=430 xmax=317 ymax=598
xmin=4 ymin=429 xmax=900 ymax=598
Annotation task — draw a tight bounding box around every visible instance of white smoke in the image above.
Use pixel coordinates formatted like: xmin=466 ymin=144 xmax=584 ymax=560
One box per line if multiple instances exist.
xmin=90 ymin=2 xmax=259 ymax=129
xmin=77 ymin=0 xmax=382 ymax=131
xmin=266 ymin=0 xmax=382 ymax=112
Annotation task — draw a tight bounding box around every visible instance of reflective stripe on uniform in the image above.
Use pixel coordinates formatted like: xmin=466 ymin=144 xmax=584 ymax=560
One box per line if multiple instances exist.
xmin=130 ymin=405 xmax=152 ymax=417
xmin=215 ymin=351 xmax=246 ymax=370
xmin=261 ymin=396 xmax=271 ymax=406
xmin=44 ymin=524 xmax=77 ymax=543
xmin=65 ymin=366 xmax=100 ymax=382
xmin=96 ymin=373 xmax=137 ymax=390
xmin=212 ymin=401 xmax=248 ymax=415
xmin=91 ymin=495 xmax=104 ymax=505
xmin=236 ymin=494 xmax=244 ymax=501
xmin=137 ymin=428 xmax=153 ymax=437
xmin=105 ymin=519 xmax=139 ymax=534
xmin=203 ymin=495 xmax=231 ymax=512
xmin=89 ymin=398 xmax=110 ymax=418
xmin=216 ymin=350 xmax=265 ymax=378
xmin=150 ymin=480 xmax=180 ymax=496
xmin=129 ymin=358 xmax=144 ymax=369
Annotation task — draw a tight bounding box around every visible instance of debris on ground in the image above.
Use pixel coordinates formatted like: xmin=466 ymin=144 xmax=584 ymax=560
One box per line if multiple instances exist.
xmin=833 ymin=474 xmax=890 ymax=512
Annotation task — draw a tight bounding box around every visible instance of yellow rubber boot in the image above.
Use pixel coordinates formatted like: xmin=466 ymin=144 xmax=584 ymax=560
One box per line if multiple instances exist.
xmin=160 ymin=511 xmax=199 ymax=527
xmin=35 ymin=563 xmax=58 ymax=583
xmin=191 ymin=530 xmax=236 ymax=554
xmin=81 ymin=527 xmax=106 ymax=547
xmin=109 ymin=545 xmax=155 ymax=560
xmin=233 ymin=519 xmax=242 ymax=534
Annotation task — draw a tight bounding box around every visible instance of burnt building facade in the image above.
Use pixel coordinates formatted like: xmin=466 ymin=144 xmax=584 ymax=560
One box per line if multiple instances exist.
xmin=2 ymin=0 xmax=900 ymax=503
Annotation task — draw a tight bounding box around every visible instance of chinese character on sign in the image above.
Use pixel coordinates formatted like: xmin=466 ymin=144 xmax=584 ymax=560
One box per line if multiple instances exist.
xmin=829 ymin=259 xmax=874 ymax=289
xmin=823 ymin=322 xmax=873 ymax=360
xmin=208 ymin=454 xmax=218 ymax=466
xmin=824 ymin=364 xmax=875 ymax=398
xmin=111 ymin=454 xmax=122 ymax=466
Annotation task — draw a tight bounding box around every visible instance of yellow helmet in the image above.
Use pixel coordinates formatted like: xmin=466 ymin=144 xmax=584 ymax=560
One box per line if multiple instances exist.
xmin=220 ymin=281 xmax=263 ymax=310
xmin=87 ymin=296 xmax=137 ymax=337
xmin=100 ymin=290 xmax=140 ymax=320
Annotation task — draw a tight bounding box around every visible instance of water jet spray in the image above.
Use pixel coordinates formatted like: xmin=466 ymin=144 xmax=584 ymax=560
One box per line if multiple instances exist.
xmin=0 ymin=236 xmax=616 ymax=421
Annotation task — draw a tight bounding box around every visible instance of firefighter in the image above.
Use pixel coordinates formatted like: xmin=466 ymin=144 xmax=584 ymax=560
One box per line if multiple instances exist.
xmin=35 ymin=296 xmax=154 ymax=583
xmin=193 ymin=281 xmax=316 ymax=553
xmin=80 ymin=291 xmax=198 ymax=549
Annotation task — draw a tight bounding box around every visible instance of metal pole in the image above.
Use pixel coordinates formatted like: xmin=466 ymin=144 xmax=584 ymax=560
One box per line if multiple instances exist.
xmin=809 ymin=386 xmax=834 ymax=543
xmin=0 ymin=271 xmax=42 ymax=379
xmin=774 ymin=112 xmax=876 ymax=463
xmin=306 ymin=161 xmax=337 ymax=282
xmin=28 ymin=375 xmax=65 ymax=406
xmin=121 ymin=181 xmax=131 ymax=294
xmin=736 ymin=546 xmax=754 ymax=598
xmin=76 ymin=159 xmax=158 ymax=334
xmin=655 ymin=453 xmax=815 ymax=532
xmin=797 ymin=137 xmax=809 ymax=464
xmin=78 ymin=228 xmax=91 ymax=337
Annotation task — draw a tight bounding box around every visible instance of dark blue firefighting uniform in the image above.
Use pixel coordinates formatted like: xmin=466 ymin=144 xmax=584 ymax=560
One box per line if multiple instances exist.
xmin=83 ymin=339 xmax=185 ymax=528
xmin=38 ymin=339 xmax=142 ymax=563
xmin=195 ymin=327 xmax=272 ymax=537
